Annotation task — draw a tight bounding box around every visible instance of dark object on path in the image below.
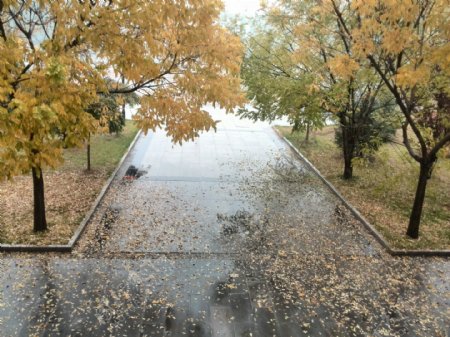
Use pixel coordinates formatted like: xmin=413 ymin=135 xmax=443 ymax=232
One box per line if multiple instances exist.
xmin=123 ymin=165 xmax=147 ymax=180
xmin=124 ymin=165 xmax=138 ymax=178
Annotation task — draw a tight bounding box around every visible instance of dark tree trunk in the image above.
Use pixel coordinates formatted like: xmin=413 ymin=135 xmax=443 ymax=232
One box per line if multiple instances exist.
xmin=32 ymin=166 xmax=47 ymax=232
xmin=343 ymin=154 xmax=353 ymax=180
xmin=340 ymin=119 xmax=355 ymax=180
xmin=121 ymin=75 xmax=126 ymax=120
xmin=406 ymin=161 xmax=434 ymax=239
xmin=305 ymin=122 xmax=310 ymax=143
xmin=87 ymin=133 xmax=91 ymax=171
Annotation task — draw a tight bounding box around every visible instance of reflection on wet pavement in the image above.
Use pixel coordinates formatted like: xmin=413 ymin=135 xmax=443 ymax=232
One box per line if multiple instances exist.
xmin=0 ymin=110 xmax=449 ymax=336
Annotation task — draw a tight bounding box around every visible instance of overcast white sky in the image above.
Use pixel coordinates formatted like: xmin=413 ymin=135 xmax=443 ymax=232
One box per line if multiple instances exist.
xmin=222 ymin=0 xmax=262 ymax=16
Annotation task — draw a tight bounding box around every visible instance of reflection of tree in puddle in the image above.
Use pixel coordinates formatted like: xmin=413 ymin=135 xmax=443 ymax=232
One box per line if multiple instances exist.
xmin=268 ymin=155 xmax=309 ymax=182
xmin=217 ymin=210 xmax=271 ymax=253
xmin=28 ymin=260 xmax=60 ymax=334
xmin=85 ymin=206 xmax=120 ymax=256
xmin=217 ymin=210 xmax=255 ymax=235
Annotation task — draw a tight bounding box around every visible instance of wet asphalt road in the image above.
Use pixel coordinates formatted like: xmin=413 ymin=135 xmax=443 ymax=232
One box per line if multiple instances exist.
xmin=0 ymin=110 xmax=449 ymax=337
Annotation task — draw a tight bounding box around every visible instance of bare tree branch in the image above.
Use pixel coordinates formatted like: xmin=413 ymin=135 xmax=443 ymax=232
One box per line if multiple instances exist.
xmin=367 ymin=54 xmax=428 ymax=158
xmin=108 ymin=53 xmax=181 ymax=94
xmin=0 ymin=0 xmax=7 ymax=41
xmin=430 ymin=132 xmax=450 ymax=159
xmin=402 ymin=122 xmax=422 ymax=162
xmin=9 ymin=7 xmax=35 ymax=50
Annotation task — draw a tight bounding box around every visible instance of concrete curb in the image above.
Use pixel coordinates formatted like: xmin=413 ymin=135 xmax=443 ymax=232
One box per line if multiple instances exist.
xmin=272 ymin=127 xmax=450 ymax=257
xmin=0 ymin=129 xmax=142 ymax=253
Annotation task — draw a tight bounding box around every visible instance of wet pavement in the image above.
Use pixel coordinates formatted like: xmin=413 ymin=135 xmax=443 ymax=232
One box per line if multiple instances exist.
xmin=0 ymin=109 xmax=449 ymax=337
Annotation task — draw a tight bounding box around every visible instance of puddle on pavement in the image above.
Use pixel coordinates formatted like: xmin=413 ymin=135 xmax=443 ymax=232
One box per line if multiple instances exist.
xmin=217 ymin=210 xmax=255 ymax=235
xmin=1 ymin=124 xmax=449 ymax=336
xmin=216 ymin=210 xmax=275 ymax=256
xmin=268 ymin=155 xmax=312 ymax=182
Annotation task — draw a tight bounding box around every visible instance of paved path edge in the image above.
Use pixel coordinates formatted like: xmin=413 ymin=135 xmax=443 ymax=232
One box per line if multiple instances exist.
xmin=0 ymin=129 xmax=143 ymax=253
xmin=272 ymin=126 xmax=450 ymax=257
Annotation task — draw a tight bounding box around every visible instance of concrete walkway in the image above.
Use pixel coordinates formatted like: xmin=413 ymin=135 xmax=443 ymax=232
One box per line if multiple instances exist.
xmin=0 ymin=109 xmax=448 ymax=336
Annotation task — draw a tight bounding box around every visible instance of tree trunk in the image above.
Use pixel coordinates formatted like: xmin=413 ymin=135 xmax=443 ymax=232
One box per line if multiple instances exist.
xmin=305 ymin=122 xmax=310 ymax=143
xmin=340 ymin=121 xmax=354 ymax=180
xmin=87 ymin=133 xmax=91 ymax=171
xmin=32 ymin=166 xmax=47 ymax=232
xmin=121 ymin=75 xmax=126 ymax=120
xmin=406 ymin=161 xmax=433 ymax=239
xmin=343 ymin=154 xmax=353 ymax=180
xmin=122 ymin=103 xmax=126 ymax=121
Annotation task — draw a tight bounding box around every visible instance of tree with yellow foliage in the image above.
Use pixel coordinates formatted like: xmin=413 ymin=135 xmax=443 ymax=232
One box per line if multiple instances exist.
xmin=0 ymin=0 xmax=245 ymax=232
xmin=334 ymin=0 xmax=449 ymax=238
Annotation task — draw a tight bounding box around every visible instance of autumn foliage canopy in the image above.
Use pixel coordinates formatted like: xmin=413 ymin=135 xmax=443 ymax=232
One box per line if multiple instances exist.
xmin=0 ymin=0 xmax=245 ymax=179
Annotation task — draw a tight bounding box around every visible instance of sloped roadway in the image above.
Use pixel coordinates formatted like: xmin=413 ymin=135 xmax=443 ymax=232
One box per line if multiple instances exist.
xmin=0 ymin=109 xmax=449 ymax=337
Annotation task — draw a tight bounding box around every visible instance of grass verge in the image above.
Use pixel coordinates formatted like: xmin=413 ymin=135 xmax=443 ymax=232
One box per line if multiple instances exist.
xmin=277 ymin=126 xmax=450 ymax=250
xmin=0 ymin=121 xmax=139 ymax=245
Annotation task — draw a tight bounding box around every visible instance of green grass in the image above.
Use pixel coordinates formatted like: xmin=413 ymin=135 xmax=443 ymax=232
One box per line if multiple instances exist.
xmin=63 ymin=121 xmax=139 ymax=173
xmin=278 ymin=126 xmax=450 ymax=250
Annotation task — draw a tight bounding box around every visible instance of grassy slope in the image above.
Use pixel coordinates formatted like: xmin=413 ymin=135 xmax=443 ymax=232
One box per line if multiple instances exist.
xmin=0 ymin=121 xmax=139 ymax=245
xmin=278 ymin=126 xmax=450 ymax=250
xmin=63 ymin=121 xmax=139 ymax=173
